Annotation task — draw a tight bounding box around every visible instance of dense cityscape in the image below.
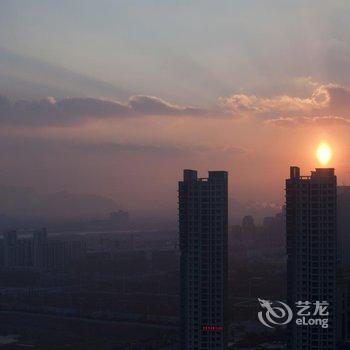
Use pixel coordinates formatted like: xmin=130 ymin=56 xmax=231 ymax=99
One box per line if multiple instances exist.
xmin=0 ymin=177 xmax=287 ymax=349
xmin=0 ymin=165 xmax=348 ymax=349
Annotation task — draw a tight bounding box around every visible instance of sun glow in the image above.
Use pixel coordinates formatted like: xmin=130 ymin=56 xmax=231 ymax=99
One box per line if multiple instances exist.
xmin=316 ymin=142 xmax=332 ymax=166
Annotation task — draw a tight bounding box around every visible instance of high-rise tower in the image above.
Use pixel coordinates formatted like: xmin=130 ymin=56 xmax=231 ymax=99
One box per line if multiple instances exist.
xmin=179 ymin=169 xmax=228 ymax=350
xmin=286 ymin=167 xmax=337 ymax=350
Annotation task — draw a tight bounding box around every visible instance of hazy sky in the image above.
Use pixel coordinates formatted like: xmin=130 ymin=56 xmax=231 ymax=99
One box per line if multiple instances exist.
xmin=1 ymin=0 xmax=350 ymax=215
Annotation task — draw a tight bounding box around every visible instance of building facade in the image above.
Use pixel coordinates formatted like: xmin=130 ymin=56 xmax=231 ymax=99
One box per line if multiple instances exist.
xmin=179 ymin=169 xmax=228 ymax=350
xmin=338 ymin=186 xmax=350 ymax=271
xmin=1 ymin=229 xmax=86 ymax=271
xmin=286 ymin=167 xmax=337 ymax=350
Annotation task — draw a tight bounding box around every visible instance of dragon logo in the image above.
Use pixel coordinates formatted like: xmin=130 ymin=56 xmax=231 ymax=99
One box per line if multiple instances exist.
xmin=258 ymin=298 xmax=293 ymax=328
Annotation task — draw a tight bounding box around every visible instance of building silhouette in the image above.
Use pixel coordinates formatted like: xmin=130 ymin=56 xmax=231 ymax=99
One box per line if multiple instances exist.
xmin=286 ymin=167 xmax=337 ymax=350
xmin=179 ymin=169 xmax=228 ymax=350
xmin=242 ymin=215 xmax=256 ymax=245
xmin=1 ymin=228 xmax=86 ymax=271
xmin=338 ymin=186 xmax=350 ymax=270
xmin=3 ymin=230 xmax=18 ymax=267
xmin=337 ymin=186 xmax=350 ymax=347
xmin=33 ymin=228 xmax=48 ymax=269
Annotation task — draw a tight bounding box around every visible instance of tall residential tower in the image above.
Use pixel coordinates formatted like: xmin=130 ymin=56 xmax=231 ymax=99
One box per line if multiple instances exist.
xmin=286 ymin=167 xmax=337 ymax=350
xmin=179 ymin=170 xmax=228 ymax=350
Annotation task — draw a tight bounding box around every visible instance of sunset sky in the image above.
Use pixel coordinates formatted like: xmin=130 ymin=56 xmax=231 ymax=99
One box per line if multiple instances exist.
xmin=1 ymin=0 xmax=350 ymax=215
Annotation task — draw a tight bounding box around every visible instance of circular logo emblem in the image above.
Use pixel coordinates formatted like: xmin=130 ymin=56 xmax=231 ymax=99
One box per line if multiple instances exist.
xmin=258 ymin=298 xmax=293 ymax=328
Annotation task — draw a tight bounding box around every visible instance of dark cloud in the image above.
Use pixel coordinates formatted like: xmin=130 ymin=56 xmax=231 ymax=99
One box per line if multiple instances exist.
xmin=55 ymin=98 xmax=130 ymax=118
xmin=0 ymin=96 xmax=131 ymax=126
xmin=0 ymin=94 xmax=212 ymax=126
xmin=128 ymin=95 xmax=207 ymax=116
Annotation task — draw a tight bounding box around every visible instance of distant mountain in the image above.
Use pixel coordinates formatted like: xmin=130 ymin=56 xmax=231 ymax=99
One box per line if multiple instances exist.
xmin=0 ymin=187 xmax=118 ymax=220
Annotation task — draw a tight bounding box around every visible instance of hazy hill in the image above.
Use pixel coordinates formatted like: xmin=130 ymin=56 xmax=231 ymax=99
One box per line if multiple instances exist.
xmin=0 ymin=187 xmax=118 ymax=220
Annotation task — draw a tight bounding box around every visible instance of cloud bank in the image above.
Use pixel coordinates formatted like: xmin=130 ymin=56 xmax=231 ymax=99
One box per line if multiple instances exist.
xmin=220 ymin=82 xmax=350 ymax=126
xmin=1 ymin=79 xmax=350 ymax=128
xmin=0 ymin=94 xmax=213 ymax=126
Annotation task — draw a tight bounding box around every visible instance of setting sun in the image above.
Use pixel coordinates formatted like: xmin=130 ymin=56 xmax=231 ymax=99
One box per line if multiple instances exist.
xmin=316 ymin=142 xmax=332 ymax=166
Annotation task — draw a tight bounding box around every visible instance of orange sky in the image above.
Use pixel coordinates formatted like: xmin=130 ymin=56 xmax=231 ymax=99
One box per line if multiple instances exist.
xmin=1 ymin=1 xmax=350 ymax=216
xmin=1 ymin=83 xmax=350 ymax=214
